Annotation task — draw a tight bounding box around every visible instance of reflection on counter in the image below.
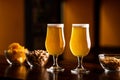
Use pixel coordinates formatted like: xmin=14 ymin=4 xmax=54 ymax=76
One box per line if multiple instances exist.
xmin=26 ymin=66 xmax=49 ymax=80
xmin=99 ymin=71 xmax=120 ymax=80
xmin=4 ymin=65 xmax=28 ymax=80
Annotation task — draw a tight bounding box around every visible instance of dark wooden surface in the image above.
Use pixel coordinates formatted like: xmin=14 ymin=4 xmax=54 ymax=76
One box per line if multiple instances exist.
xmin=0 ymin=58 xmax=120 ymax=80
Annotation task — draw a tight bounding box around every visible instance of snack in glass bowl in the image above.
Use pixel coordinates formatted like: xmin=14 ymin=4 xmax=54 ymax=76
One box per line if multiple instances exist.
xmin=4 ymin=43 xmax=28 ymax=65
xmin=99 ymin=54 xmax=120 ymax=71
xmin=26 ymin=50 xmax=49 ymax=67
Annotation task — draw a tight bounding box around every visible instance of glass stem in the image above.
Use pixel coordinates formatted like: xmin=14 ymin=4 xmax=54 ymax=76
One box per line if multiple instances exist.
xmin=77 ymin=56 xmax=84 ymax=69
xmin=53 ymin=55 xmax=59 ymax=67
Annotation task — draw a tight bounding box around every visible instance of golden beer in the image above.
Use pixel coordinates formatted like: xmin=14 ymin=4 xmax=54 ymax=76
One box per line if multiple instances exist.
xmin=70 ymin=26 xmax=91 ymax=57
xmin=45 ymin=24 xmax=65 ymax=56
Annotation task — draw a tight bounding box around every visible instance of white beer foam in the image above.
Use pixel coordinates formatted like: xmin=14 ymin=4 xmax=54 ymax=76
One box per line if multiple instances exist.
xmin=47 ymin=24 xmax=64 ymax=28
xmin=72 ymin=24 xmax=89 ymax=28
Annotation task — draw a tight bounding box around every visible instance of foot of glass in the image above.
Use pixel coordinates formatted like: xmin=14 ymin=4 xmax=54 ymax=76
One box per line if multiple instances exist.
xmin=71 ymin=68 xmax=90 ymax=74
xmin=47 ymin=66 xmax=64 ymax=72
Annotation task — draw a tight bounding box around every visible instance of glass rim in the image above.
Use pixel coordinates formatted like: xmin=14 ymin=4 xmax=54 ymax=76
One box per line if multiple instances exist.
xmin=72 ymin=24 xmax=89 ymax=28
xmin=47 ymin=24 xmax=64 ymax=27
xmin=98 ymin=53 xmax=120 ymax=56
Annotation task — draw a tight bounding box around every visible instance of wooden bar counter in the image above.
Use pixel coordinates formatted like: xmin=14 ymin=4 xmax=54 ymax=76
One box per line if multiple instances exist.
xmin=0 ymin=55 xmax=120 ymax=80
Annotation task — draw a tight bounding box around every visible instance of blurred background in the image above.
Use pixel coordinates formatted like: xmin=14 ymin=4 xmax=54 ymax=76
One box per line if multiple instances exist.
xmin=0 ymin=0 xmax=120 ymax=63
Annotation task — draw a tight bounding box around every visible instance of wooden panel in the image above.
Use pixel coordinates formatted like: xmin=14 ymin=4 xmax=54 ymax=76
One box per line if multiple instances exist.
xmin=100 ymin=0 xmax=120 ymax=47
xmin=0 ymin=0 xmax=24 ymax=54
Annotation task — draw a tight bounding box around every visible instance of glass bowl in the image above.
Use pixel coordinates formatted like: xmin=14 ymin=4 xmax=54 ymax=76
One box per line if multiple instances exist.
xmin=4 ymin=50 xmax=27 ymax=65
xmin=99 ymin=54 xmax=120 ymax=71
xmin=26 ymin=50 xmax=49 ymax=68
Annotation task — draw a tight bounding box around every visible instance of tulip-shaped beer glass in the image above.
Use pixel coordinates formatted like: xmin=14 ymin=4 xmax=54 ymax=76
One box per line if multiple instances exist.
xmin=45 ymin=24 xmax=65 ymax=72
xmin=69 ymin=24 xmax=91 ymax=74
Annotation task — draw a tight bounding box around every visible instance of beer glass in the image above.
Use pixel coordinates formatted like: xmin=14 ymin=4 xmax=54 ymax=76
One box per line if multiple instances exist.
xmin=45 ymin=24 xmax=65 ymax=72
xmin=69 ymin=24 xmax=91 ymax=74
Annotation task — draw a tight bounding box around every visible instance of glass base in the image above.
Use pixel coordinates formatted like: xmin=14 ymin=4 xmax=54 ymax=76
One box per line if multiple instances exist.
xmin=47 ymin=66 xmax=64 ymax=72
xmin=71 ymin=68 xmax=90 ymax=74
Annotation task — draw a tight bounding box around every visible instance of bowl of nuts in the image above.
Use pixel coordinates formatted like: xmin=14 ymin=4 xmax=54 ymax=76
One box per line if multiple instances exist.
xmin=99 ymin=54 xmax=120 ymax=71
xmin=26 ymin=50 xmax=49 ymax=68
